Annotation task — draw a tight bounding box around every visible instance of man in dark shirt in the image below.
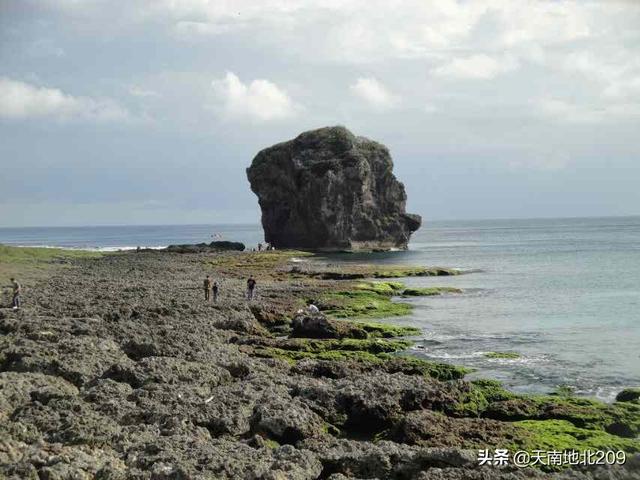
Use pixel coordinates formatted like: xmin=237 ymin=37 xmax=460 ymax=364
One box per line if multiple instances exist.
xmin=10 ymin=278 xmax=21 ymax=310
xmin=246 ymin=276 xmax=256 ymax=300
xmin=203 ymin=275 xmax=212 ymax=301
xmin=212 ymin=281 xmax=219 ymax=303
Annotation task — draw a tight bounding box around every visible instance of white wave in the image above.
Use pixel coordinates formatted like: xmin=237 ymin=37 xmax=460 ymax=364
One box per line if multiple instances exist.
xmin=413 ymin=350 xmax=485 ymax=360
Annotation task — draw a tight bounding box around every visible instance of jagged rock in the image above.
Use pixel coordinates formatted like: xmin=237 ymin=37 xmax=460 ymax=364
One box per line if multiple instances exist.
xmin=291 ymin=312 xmax=367 ymax=339
xmin=250 ymin=395 xmax=327 ymax=444
xmin=247 ymin=126 xmax=421 ymax=251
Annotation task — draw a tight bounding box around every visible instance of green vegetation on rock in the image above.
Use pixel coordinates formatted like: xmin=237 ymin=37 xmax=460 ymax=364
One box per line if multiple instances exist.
xmin=446 ymin=377 xmax=640 ymax=441
xmin=514 ymin=419 xmax=639 ymax=455
xmin=205 ymin=249 xmax=314 ymax=278
xmin=448 ymin=379 xmax=515 ymax=417
xmin=401 ymin=287 xmax=463 ymax=297
xmin=484 ymin=351 xmax=521 ymax=359
xmin=352 ymin=281 xmax=405 ymax=295
xmin=302 ymin=265 xmax=461 ymax=280
xmin=319 ymin=290 xmax=412 ymax=319
xmin=253 ymin=337 xmax=412 ymax=363
xmin=370 ymin=266 xmax=461 ymax=278
xmin=353 ymin=320 xmax=420 ymax=338
xmin=252 ymin=337 xmax=469 ymax=381
xmin=0 ymin=245 xmax=102 ymax=281
xmin=390 ymin=355 xmax=471 ymax=381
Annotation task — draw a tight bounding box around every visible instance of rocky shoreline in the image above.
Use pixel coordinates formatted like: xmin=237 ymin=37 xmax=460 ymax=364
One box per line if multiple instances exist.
xmin=0 ymin=247 xmax=638 ymax=479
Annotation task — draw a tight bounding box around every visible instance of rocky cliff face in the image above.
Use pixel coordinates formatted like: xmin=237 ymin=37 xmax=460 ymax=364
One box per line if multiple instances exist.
xmin=246 ymin=126 xmax=421 ymax=251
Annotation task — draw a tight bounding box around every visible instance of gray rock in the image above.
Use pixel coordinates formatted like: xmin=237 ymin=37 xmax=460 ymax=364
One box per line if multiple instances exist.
xmin=247 ymin=126 xmax=421 ymax=251
xmin=615 ymin=387 xmax=640 ymax=403
xmin=291 ymin=311 xmax=367 ymax=339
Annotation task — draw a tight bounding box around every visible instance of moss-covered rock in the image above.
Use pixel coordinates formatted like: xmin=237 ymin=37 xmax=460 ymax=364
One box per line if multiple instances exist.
xmin=513 ymin=419 xmax=640 ymax=455
xmin=302 ymin=265 xmax=461 ymax=280
xmin=483 ymin=351 xmax=520 ymax=359
xmin=371 ymin=266 xmax=461 ymax=278
xmin=352 ymin=321 xmax=420 ymax=338
xmin=481 ymin=389 xmax=640 ymax=438
xmin=352 ymin=281 xmax=405 ymax=295
xmin=388 ymin=356 xmax=470 ymax=381
xmin=317 ymin=290 xmax=411 ymax=319
xmin=247 ymin=337 xmax=468 ymax=381
xmin=401 ymin=287 xmax=463 ymax=297
xmin=250 ymin=337 xmax=412 ymax=363
xmin=447 ymin=379 xmax=515 ymax=417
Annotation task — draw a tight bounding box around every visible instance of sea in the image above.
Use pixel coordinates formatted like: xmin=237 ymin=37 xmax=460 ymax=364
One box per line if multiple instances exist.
xmin=1 ymin=216 xmax=638 ymax=401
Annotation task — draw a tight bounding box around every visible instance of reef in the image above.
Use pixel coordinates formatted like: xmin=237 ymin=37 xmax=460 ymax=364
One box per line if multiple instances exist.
xmin=0 ymin=246 xmax=638 ymax=479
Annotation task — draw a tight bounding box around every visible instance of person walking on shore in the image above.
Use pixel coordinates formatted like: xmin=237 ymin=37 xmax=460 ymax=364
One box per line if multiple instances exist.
xmin=10 ymin=278 xmax=21 ymax=310
xmin=212 ymin=281 xmax=219 ymax=303
xmin=203 ymin=275 xmax=212 ymax=301
xmin=246 ymin=276 xmax=256 ymax=301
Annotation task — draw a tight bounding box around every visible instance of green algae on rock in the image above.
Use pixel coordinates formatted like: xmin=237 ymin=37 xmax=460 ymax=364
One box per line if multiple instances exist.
xmin=249 ymin=338 xmax=469 ymax=382
xmin=352 ymin=281 xmax=405 ymax=295
xmin=484 ymin=351 xmax=521 ymax=359
xmin=250 ymin=337 xmax=413 ymax=364
xmin=353 ymin=320 xmax=420 ymax=338
xmin=513 ymin=419 xmax=639 ymax=456
xmin=401 ymin=287 xmax=463 ymax=296
xmin=317 ymin=290 xmax=411 ymax=319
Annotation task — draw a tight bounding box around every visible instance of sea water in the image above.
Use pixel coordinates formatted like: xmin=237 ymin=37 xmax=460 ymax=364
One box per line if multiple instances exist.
xmin=1 ymin=216 xmax=638 ymax=400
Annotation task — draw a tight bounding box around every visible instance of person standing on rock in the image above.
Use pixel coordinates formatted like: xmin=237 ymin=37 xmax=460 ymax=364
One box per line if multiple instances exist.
xmin=10 ymin=278 xmax=21 ymax=310
xmin=212 ymin=281 xmax=219 ymax=303
xmin=246 ymin=276 xmax=257 ymax=301
xmin=203 ymin=275 xmax=212 ymax=301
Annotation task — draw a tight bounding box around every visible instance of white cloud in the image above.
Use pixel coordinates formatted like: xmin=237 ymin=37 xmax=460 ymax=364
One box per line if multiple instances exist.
xmin=535 ymin=97 xmax=640 ymax=124
xmin=173 ymin=20 xmax=244 ymax=38
xmin=210 ymin=71 xmax=297 ymax=122
xmin=350 ymin=77 xmax=398 ymax=109
xmin=433 ymin=54 xmax=519 ymax=80
xmin=0 ymin=77 xmax=132 ymax=122
xmin=559 ymin=50 xmax=640 ymax=102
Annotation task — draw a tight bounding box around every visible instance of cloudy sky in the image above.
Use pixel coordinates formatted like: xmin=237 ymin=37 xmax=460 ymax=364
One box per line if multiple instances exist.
xmin=0 ymin=0 xmax=639 ymax=227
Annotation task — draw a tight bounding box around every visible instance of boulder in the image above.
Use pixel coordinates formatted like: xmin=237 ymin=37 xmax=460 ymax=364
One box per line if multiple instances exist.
xmin=290 ymin=312 xmax=367 ymax=339
xmin=616 ymin=388 xmax=640 ymax=403
xmin=246 ymin=126 xmax=421 ymax=251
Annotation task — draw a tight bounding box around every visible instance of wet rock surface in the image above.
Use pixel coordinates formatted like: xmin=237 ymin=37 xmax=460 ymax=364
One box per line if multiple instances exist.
xmin=247 ymin=126 xmax=421 ymax=251
xmin=0 ymin=250 xmax=638 ymax=479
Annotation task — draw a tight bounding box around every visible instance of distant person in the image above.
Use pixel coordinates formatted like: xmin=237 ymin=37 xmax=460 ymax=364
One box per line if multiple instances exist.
xmin=258 ymin=243 xmax=263 ymax=251
xmin=246 ymin=276 xmax=257 ymax=301
xmin=10 ymin=278 xmax=21 ymax=310
xmin=203 ymin=275 xmax=212 ymax=301
xmin=212 ymin=281 xmax=219 ymax=303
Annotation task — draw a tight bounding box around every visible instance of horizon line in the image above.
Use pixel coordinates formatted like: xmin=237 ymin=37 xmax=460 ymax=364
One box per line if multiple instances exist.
xmin=1 ymin=213 xmax=639 ymax=230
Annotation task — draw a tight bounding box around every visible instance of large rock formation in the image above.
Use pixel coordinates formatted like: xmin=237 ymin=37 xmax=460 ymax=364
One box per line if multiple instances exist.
xmin=246 ymin=126 xmax=421 ymax=251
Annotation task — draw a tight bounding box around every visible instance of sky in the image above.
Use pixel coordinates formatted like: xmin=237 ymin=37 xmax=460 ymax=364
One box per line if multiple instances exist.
xmin=0 ymin=0 xmax=639 ymax=227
